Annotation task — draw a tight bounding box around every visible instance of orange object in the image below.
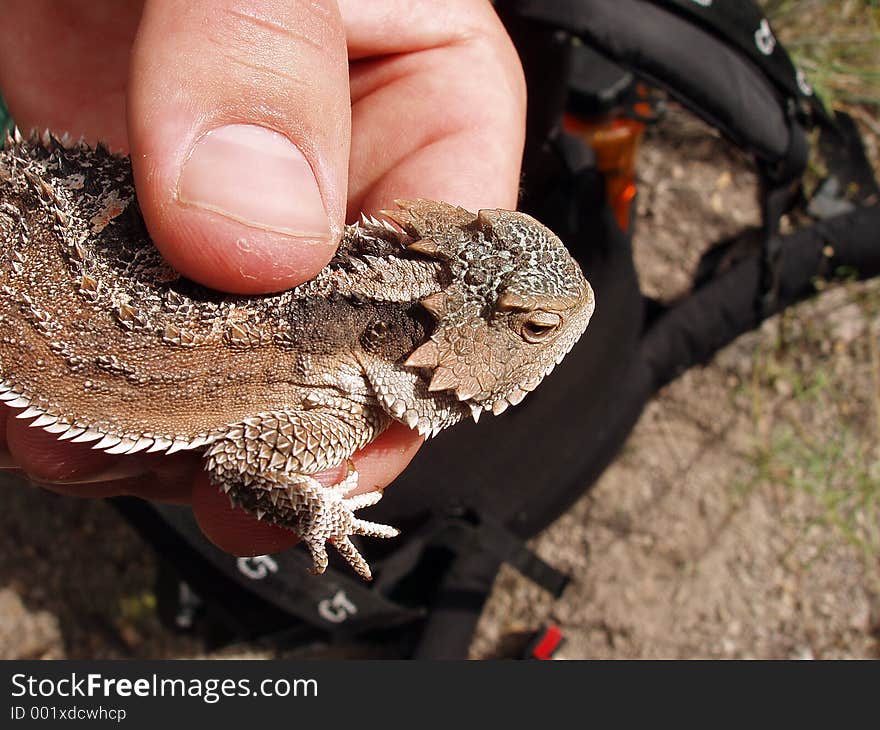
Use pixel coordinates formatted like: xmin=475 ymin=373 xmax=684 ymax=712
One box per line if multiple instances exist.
xmin=563 ymin=112 xmax=646 ymax=232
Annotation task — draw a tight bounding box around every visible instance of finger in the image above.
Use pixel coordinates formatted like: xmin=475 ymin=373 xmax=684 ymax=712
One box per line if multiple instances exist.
xmin=128 ymin=0 xmax=351 ymax=294
xmin=192 ymin=422 xmax=421 ymax=555
xmin=4 ymin=407 xmax=197 ymax=501
xmin=5 ymin=408 xmax=135 ymax=483
xmin=0 ymin=407 xmax=15 ymax=468
xmin=192 ymin=474 xmax=299 ymax=557
xmin=344 ymin=423 xmax=424 ymax=496
xmin=332 ymin=0 xmax=523 ymax=509
xmin=29 ymin=475 xmax=193 ymax=505
xmin=343 ymin=0 xmax=526 ymax=215
xmin=0 ymin=3 xmax=148 ymax=489
xmin=0 ymin=0 xmax=142 ymax=150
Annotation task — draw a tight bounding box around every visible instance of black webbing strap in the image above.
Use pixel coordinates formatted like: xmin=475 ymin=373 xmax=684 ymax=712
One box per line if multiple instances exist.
xmin=758 ymin=118 xmax=810 ymax=318
xmin=113 ymin=496 xmax=569 ymax=645
xmin=410 ymin=515 xmax=571 ymax=659
xmin=812 ymin=111 xmax=880 ymax=219
xmin=654 ymin=0 xmax=834 ymax=128
xmin=423 ymin=512 xmax=571 ymax=598
xmin=411 ymin=550 xmax=503 ymax=659
xmin=474 ymin=515 xmax=570 ymax=597
xmin=645 ymin=203 xmax=880 ymax=391
xmin=112 ymin=498 xmax=423 ymax=641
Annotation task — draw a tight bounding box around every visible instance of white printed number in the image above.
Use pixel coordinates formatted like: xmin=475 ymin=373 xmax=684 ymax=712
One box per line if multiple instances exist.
xmin=318 ymin=590 xmax=358 ymax=623
xmin=754 ymin=19 xmax=776 ymax=55
xmin=796 ymin=68 xmax=814 ymax=96
xmin=237 ymin=554 xmax=279 ymax=580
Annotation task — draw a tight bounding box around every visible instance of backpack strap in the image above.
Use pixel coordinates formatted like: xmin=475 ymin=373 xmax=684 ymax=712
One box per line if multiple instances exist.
xmin=651 ymin=0 xmax=833 ymax=128
xmin=507 ymin=0 xmax=824 ymax=316
xmin=113 ymin=495 xmax=568 ymax=652
xmin=811 ymin=111 xmax=880 ymax=218
xmin=513 ymin=0 xmax=807 ymax=164
xmin=758 ymin=123 xmax=809 ymax=318
xmin=429 ymin=510 xmax=571 ymax=597
xmin=112 ymin=498 xmax=424 ymax=642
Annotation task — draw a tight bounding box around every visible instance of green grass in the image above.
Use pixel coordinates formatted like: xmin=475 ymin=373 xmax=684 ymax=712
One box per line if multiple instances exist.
xmin=729 ymin=2 xmax=880 ymax=568
xmin=738 ymin=279 xmax=880 ymax=567
xmin=762 ymin=421 xmax=880 ymax=563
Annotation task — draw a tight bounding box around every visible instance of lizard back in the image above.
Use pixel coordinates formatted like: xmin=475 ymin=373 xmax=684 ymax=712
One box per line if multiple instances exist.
xmin=0 ymin=134 xmax=445 ymax=452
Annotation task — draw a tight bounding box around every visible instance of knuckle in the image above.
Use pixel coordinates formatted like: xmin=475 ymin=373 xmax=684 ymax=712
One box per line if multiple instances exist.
xmin=210 ymin=0 xmax=345 ymax=60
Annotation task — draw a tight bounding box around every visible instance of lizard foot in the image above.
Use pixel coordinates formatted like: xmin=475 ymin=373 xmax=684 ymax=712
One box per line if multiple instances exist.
xmin=301 ymin=464 xmax=399 ymax=581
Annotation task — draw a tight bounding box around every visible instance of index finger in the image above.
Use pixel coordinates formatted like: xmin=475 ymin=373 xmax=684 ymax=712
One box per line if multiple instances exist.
xmin=341 ymin=0 xmax=526 ymax=215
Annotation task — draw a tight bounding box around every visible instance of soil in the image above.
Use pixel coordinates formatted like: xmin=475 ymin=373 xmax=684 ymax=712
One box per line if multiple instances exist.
xmin=1 ymin=106 xmax=878 ymax=660
xmin=471 ymin=107 xmax=880 ymax=659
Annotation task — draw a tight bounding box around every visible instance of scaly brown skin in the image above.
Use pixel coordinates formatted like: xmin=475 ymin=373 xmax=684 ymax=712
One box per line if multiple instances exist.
xmin=0 ymin=0 xmax=527 ymax=559
xmin=0 ymin=134 xmax=594 ymax=578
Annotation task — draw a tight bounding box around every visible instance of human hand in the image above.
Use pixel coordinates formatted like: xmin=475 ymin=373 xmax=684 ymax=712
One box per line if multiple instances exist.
xmin=0 ymin=0 xmax=525 ymax=556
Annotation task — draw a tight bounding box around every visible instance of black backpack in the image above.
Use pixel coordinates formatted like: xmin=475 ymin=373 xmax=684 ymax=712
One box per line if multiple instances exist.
xmin=110 ymin=0 xmax=879 ymax=658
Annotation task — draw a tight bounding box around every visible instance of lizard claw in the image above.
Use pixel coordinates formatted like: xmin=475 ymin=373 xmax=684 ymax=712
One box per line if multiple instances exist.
xmin=342 ymin=489 xmax=384 ymax=511
xmin=325 ymin=459 xmax=359 ymax=499
xmin=301 ymin=467 xmax=398 ymax=580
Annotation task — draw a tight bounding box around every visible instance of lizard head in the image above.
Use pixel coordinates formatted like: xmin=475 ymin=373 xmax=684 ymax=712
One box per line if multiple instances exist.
xmin=383 ymin=200 xmax=594 ymax=420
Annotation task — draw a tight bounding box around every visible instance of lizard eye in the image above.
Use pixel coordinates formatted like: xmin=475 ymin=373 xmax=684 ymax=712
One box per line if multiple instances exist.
xmin=516 ymin=311 xmax=562 ymax=343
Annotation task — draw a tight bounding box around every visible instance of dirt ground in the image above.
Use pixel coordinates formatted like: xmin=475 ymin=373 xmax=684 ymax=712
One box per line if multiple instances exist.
xmin=0 ymin=104 xmax=878 ymax=660
xmin=471 ymin=107 xmax=880 ymax=659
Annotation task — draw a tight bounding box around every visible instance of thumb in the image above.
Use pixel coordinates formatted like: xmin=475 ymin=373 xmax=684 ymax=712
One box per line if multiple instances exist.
xmin=127 ymin=0 xmax=350 ymax=294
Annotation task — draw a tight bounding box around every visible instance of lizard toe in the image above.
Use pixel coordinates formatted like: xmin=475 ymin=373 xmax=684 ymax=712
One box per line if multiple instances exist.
xmin=342 ymin=489 xmax=384 ymax=511
xmin=305 ymin=539 xmax=329 ymax=575
xmin=332 ymin=536 xmax=372 ymax=581
xmin=351 ymin=518 xmax=399 ymax=539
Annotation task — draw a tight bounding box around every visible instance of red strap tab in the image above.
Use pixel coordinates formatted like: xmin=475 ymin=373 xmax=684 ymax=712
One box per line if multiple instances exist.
xmin=531 ymin=624 xmax=564 ymax=660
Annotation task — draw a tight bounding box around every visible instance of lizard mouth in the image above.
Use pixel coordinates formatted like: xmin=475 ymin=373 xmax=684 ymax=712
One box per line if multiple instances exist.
xmin=466 ymin=339 xmax=578 ymax=423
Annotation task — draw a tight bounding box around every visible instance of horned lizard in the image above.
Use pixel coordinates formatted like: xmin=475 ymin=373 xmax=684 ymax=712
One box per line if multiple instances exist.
xmin=0 ymin=130 xmax=594 ymax=580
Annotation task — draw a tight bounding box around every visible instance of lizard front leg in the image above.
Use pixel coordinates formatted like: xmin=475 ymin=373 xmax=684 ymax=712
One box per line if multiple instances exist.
xmin=205 ymin=404 xmax=396 ymax=580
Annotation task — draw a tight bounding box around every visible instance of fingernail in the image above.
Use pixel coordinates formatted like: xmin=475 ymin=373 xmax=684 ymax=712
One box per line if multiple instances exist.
xmin=178 ymin=124 xmax=330 ymax=239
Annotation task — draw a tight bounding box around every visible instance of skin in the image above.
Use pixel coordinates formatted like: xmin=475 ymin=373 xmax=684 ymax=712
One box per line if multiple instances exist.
xmin=0 ymin=0 xmax=526 ymax=556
